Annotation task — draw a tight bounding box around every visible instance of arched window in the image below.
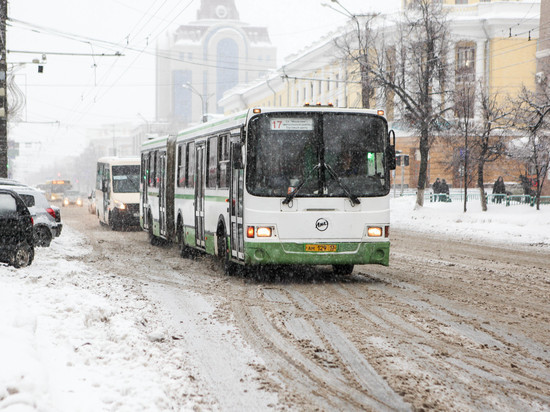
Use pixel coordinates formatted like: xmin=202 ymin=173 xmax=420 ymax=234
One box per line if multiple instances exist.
xmin=217 ymin=38 xmax=239 ymax=113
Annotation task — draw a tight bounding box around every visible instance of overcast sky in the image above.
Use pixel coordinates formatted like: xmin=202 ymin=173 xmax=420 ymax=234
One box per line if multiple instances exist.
xmin=6 ymin=0 xmax=400 ymax=176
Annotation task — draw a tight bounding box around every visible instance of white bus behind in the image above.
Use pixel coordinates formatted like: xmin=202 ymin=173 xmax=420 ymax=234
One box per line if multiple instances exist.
xmin=96 ymin=156 xmax=141 ymax=230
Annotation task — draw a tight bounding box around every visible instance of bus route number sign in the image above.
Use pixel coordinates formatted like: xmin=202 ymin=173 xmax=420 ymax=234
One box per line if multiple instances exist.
xmin=270 ymin=118 xmax=314 ymax=131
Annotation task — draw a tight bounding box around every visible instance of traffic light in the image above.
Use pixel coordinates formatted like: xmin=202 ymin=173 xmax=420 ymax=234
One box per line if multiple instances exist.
xmin=396 ymin=154 xmax=410 ymax=167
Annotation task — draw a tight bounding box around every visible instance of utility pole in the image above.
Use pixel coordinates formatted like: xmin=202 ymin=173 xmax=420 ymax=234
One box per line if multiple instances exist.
xmin=0 ymin=0 xmax=7 ymax=178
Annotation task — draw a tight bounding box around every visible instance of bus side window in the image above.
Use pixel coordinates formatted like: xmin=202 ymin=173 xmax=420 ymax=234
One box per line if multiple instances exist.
xmin=177 ymin=144 xmax=186 ymax=187
xmin=96 ymin=163 xmax=103 ymax=190
xmin=218 ymin=134 xmax=229 ymax=189
xmin=207 ymin=136 xmax=218 ymax=189
xmin=187 ymin=142 xmax=195 ymax=188
xmin=147 ymin=152 xmax=153 ymax=187
xmin=149 ymin=151 xmax=157 ymax=187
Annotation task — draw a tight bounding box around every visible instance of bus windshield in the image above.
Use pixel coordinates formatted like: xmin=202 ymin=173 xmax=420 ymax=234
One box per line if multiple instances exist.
xmin=246 ymin=112 xmax=389 ymax=198
xmin=112 ymin=165 xmax=140 ymax=193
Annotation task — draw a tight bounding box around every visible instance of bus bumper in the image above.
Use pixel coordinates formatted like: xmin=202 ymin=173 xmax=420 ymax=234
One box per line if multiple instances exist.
xmin=244 ymin=241 xmax=390 ymax=266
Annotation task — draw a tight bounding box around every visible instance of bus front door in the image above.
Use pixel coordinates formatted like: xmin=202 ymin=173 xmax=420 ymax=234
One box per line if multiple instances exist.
xmin=195 ymin=144 xmax=206 ymax=249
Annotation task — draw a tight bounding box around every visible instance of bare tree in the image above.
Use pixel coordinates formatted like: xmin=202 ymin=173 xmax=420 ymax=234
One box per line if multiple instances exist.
xmin=472 ymin=86 xmax=511 ymax=211
xmin=511 ymin=84 xmax=550 ymax=210
xmin=368 ymin=0 xmax=452 ymax=208
xmin=451 ymin=79 xmax=476 ymax=212
xmin=332 ymin=9 xmax=378 ymax=109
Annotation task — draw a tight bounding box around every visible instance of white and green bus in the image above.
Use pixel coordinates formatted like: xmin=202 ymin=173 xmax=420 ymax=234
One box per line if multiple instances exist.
xmin=140 ymin=106 xmax=396 ymax=275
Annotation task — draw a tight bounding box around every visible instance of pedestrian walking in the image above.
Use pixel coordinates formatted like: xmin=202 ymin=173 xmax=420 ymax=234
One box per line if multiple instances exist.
xmin=492 ymin=176 xmax=506 ymax=203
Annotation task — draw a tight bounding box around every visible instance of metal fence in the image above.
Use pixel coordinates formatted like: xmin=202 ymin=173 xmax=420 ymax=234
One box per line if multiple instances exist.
xmin=396 ymin=190 xmax=550 ymax=206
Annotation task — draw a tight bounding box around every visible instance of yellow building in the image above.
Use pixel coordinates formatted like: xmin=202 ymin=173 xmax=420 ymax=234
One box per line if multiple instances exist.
xmin=220 ymin=1 xmax=542 ymax=192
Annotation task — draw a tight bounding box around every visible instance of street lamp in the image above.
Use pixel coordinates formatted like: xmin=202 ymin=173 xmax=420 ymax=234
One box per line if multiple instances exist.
xmin=182 ymin=82 xmax=213 ymax=123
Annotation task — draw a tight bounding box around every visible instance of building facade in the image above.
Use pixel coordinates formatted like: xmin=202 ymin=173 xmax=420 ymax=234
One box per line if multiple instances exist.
xmin=155 ymin=0 xmax=276 ymax=130
xmin=220 ymin=0 xmax=544 ymax=192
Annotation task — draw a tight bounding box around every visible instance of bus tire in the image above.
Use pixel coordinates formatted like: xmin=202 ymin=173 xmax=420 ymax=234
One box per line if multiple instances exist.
xmin=177 ymin=221 xmax=192 ymax=258
xmin=332 ymin=264 xmax=354 ymax=275
xmin=218 ymin=232 xmax=237 ymax=276
xmin=148 ymin=214 xmax=158 ymax=246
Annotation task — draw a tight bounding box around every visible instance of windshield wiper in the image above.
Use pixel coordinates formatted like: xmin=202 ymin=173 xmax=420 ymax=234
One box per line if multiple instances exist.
xmin=324 ymin=163 xmax=361 ymax=206
xmin=282 ymin=163 xmax=321 ymax=205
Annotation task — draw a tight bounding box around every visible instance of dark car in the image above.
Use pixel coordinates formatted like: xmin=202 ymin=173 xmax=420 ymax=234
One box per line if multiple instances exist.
xmin=0 ymin=184 xmax=63 ymax=247
xmin=0 ymin=189 xmax=35 ymax=268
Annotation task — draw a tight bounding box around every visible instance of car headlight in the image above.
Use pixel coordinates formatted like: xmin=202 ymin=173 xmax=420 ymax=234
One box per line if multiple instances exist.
xmin=113 ymin=200 xmax=126 ymax=210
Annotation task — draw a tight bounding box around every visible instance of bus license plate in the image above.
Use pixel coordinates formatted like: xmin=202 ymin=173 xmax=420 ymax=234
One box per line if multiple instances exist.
xmin=305 ymin=244 xmax=337 ymax=252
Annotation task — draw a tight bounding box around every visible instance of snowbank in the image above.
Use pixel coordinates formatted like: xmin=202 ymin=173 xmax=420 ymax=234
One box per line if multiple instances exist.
xmin=391 ymin=195 xmax=550 ymax=246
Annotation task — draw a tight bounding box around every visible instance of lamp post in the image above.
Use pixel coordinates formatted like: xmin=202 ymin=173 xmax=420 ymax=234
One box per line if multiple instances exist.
xmin=321 ymin=0 xmax=377 ymax=109
xmin=182 ymin=82 xmax=213 ymax=123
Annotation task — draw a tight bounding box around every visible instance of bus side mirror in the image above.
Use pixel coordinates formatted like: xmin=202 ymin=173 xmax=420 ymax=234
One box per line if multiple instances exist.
xmin=101 ymin=180 xmax=108 ymax=192
xmin=387 ymin=130 xmax=397 ymax=170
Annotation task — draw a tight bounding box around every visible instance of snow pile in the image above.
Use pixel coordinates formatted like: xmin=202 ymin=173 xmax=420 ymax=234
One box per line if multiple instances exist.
xmin=0 ymin=228 xmax=201 ymax=412
xmin=391 ymin=195 xmax=550 ymax=246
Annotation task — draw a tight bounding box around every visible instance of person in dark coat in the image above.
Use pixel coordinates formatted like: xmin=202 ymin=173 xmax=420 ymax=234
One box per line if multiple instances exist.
xmin=492 ymin=176 xmax=506 ymax=203
xmin=432 ymin=178 xmax=441 ymax=201
xmin=439 ymin=179 xmax=450 ymax=201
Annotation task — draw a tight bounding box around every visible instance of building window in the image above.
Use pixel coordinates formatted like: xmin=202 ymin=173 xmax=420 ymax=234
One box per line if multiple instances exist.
xmin=456 ymin=43 xmax=475 ymax=83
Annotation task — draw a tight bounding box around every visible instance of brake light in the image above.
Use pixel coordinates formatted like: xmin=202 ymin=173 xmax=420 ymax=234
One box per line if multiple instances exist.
xmin=247 ymin=226 xmax=255 ymax=238
xmin=46 ymin=208 xmax=56 ymax=219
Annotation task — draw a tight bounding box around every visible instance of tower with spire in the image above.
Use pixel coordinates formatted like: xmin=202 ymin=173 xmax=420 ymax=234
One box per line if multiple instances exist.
xmin=156 ymin=0 xmax=276 ymax=128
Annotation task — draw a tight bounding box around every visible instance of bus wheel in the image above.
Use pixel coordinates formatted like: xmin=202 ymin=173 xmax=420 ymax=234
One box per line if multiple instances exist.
xmin=219 ymin=233 xmax=237 ymax=276
xmin=148 ymin=216 xmax=158 ymax=246
xmin=332 ymin=264 xmax=354 ymax=276
xmin=177 ymin=223 xmax=192 ymax=258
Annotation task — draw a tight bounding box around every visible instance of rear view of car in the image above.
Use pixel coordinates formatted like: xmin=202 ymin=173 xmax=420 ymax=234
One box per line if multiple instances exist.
xmin=0 ymin=189 xmax=34 ymax=268
xmin=0 ymin=184 xmax=63 ymax=247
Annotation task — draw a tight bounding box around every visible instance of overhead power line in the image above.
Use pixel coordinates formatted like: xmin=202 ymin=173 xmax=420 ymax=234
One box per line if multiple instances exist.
xmin=7 ymin=49 xmax=123 ymax=57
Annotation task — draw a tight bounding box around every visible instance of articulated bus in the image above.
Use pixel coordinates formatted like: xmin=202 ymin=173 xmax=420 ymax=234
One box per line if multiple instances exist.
xmin=140 ymin=107 xmax=396 ymax=275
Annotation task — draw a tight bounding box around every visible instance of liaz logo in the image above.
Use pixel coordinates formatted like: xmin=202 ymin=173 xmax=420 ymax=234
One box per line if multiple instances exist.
xmin=315 ymin=218 xmax=329 ymax=231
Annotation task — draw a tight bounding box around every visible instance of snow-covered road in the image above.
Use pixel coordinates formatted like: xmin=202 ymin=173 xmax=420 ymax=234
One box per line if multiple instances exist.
xmin=1 ymin=198 xmax=549 ymax=411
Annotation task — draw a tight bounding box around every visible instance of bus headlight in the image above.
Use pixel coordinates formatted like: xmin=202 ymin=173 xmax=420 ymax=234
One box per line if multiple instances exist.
xmin=114 ymin=200 xmax=126 ymax=210
xmin=246 ymin=226 xmax=274 ymax=238
xmin=256 ymin=227 xmax=272 ymax=237
xmin=367 ymin=226 xmax=383 ymax=237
